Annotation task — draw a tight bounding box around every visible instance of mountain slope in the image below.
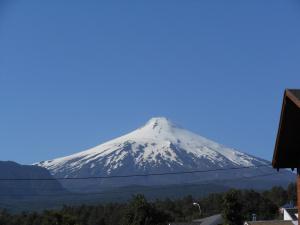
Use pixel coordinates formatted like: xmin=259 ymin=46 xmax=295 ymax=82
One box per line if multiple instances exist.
xmin=0 ymin=161 xmax=66 ymax=197
xmin=37 ymin=117 xmax=294 ymax=191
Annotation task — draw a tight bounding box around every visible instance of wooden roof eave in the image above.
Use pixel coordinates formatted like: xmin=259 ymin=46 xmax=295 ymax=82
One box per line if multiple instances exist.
xmin=272 ymin=90 xmax=287 ymax=169
xmin=272 ymin=89 xmax=300 ymax=169
xmin=286 ymin=90 xmax=300 ymax=108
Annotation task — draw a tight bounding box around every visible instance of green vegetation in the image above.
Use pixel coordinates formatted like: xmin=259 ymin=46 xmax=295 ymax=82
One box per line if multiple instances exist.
xmin=222 ymin=189 xmax=244 ymax=225
xmin=0 ymin=183 xmax=296 ymax=225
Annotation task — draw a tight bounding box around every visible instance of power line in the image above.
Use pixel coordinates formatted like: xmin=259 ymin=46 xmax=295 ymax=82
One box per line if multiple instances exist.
xmin=63 ymin=172 xmax=287 ymax=196
xmin=0 ymin=171 xmax=282 ymax=198
xmin=0 ymin=164 xmax=272 ymax=181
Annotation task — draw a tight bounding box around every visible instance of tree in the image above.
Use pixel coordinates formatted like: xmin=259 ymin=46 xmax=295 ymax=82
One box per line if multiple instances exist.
xmin=0 ymin=186 xmax=285 ymax=225
xmin=287 ymin=182 xmax=297 ymax=206
xmin=222 ymin=189 xmax=244 ymax=225
xmin=120 ymin=194 xmax=170 ymax=225
xmin=263 ymin=186 xmax=288 ymax=207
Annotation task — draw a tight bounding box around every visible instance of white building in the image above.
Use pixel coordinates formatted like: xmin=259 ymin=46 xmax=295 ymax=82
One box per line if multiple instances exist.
xmin=281 ymin=208 xmax=298 ymax=225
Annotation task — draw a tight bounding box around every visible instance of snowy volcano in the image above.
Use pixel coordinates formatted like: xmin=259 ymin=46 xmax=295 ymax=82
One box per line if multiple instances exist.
xmin=37 ymin=117 xmax=294 ymax=192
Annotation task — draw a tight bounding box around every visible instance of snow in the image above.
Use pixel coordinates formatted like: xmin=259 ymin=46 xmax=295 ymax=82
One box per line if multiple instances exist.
xmin=37 ymin=117 xmax=268 ymax=177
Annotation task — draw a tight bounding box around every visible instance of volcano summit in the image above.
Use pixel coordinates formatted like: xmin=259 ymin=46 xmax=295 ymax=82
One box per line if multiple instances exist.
xmin=37 ymin=117 xmax=294 ymax=192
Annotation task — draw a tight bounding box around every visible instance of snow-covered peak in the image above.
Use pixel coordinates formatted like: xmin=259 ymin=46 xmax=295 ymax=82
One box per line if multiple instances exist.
xmin=121 ymin=117 xmax=180 ymax=142
xmin=37 ymin=117 xmax=268 ymax=179
xmin=36 ymin=117 xmax=294 ymax=192
xmin=118 ymin=117 xmax=211 ymax=149
xmin=144 ymin=117 xmax=176 ymax=129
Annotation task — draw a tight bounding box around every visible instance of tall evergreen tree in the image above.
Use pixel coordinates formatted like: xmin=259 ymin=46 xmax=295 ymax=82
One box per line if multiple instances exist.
xmin=121 ymin=194 xmax=170 ymax=225
xmin=222 ymin=189 xmax=244 ymax=225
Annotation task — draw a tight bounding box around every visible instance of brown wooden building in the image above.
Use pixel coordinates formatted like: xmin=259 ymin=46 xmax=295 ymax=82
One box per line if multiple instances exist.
xmin=272 ymin=89 xmax=300 ymax=225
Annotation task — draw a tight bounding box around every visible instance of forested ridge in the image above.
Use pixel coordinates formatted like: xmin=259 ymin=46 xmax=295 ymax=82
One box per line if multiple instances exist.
xmin=0 ymin=183 xmax=296 ymax=225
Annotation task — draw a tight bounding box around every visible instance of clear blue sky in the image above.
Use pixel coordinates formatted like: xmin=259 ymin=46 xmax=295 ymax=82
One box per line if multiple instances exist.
xmin=0 ymin=0 xmax=299 ymax=164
